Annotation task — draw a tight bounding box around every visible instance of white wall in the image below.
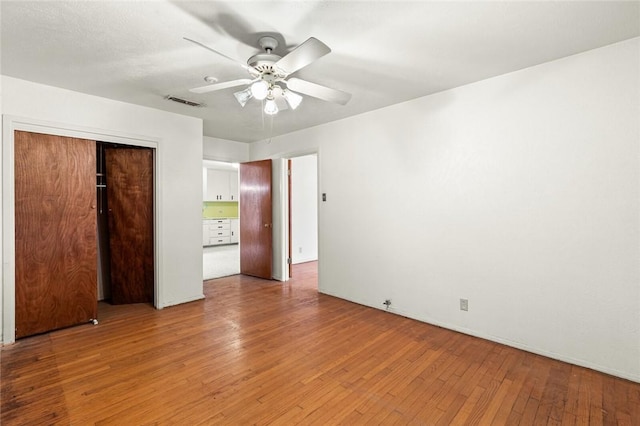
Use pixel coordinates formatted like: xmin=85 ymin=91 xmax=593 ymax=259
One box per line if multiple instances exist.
xmin=291 ymin=155 xmax=318 ymax=264
xmin=203 ymin=135 xmax=249 ymax=163
xmin=1 ymin=76 xmax=205 ymax=343
xmin=250 ymin=38 xmax=640 ymax=382
xmin=0 ymin=40 xmax=4 ymax=335
xmin=271 ymin=159 xmax=288 ymax=281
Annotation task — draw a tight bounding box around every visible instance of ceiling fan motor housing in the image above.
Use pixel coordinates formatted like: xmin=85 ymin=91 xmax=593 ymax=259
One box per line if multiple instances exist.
xmin=248 ymin=36 xmax=286 ymax=81
xmin=258 ymin=36 xmax=278 ymax=52
xmin=248 ymin=53 xmax=282 ymax=73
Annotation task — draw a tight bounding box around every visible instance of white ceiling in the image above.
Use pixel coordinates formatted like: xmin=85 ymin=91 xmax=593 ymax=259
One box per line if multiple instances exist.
xmin=2 ymin=1 xmax=638 ymax=143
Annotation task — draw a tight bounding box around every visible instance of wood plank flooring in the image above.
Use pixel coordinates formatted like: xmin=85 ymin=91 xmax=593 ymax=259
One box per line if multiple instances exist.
xmin=2 ymin=262 xmax=639 ymax=424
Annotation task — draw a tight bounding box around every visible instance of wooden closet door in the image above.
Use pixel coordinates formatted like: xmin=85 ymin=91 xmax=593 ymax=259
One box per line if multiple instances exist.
xmin=105 ymin=147 xmax=154 ymax=304
xmin=14 ymin=131 xmax=97 ymax=338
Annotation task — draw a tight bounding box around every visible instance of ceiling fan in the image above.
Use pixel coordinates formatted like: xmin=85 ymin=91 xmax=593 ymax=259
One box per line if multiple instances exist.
xmin=185 ymin=35 xmax=351 ymax=115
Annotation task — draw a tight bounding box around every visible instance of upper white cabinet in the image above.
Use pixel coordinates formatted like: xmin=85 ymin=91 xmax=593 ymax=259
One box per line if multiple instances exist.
xmin=206 ymin=169 xmax=229 ymax=201
xmin=229 ymin=173 xmax=239 ymax=201
xmin=205 ymin=169 xmax=238 ymax=201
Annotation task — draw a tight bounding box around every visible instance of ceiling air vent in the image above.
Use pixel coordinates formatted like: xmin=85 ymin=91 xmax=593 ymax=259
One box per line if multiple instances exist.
xmin=165 ymin=95 xmax=203 ymax=107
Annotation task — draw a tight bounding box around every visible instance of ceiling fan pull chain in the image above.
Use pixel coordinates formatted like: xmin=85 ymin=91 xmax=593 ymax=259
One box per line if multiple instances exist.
xmin=269 ymin=113 xmax=274 ymax=141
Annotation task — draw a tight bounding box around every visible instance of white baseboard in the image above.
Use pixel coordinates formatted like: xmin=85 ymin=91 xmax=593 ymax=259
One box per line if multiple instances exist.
xmin=319 ymin=289 xmax=640 ymax=384
xmin=160 ymin=293 xmax=205 ymax=309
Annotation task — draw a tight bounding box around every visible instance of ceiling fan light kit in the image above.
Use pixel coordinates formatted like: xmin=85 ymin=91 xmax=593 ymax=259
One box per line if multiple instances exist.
xmin=233 ymin=87 xmax=253 ymax=107
xmin=283 ymin=89 xmax=303 ymax=110
xmin=264 ymin=97 xmax=279 ymax=115
xmin=186 ymin=34 xmax=352 ymax=117
xmin=250 ymin=80 xmax=270 ymax=100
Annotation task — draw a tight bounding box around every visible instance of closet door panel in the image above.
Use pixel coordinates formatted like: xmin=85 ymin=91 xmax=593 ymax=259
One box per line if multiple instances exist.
xmin=105 ymin=148 xmax=154 ymax=305
xmin=14 ymin=131 xmax=97 ymax=338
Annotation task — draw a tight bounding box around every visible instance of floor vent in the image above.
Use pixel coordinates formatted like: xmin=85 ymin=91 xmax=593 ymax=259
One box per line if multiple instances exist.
xmin=165 ymin=95 xmax=203 ymax=107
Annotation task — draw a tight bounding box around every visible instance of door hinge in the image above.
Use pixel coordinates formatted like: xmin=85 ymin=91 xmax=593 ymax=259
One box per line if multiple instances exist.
xmin=287 ymin=258 xmax=292 ymax=264
xmin=288 ymin=169 xmax=291 ymax=176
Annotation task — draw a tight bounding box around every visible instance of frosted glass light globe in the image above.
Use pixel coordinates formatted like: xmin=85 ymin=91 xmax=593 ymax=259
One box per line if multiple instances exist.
xmin=250 ymin=81 xmax=269 ymax=100
xmin=264 ymin=98 xmax=278 ymax=115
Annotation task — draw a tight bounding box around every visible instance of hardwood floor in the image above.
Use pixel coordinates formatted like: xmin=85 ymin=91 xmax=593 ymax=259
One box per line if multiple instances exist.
xmin=2 ymin=261 xmax=639 ymax=425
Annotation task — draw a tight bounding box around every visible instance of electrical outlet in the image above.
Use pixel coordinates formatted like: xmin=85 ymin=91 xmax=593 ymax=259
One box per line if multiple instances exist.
xmin=460 ymin=298 xmax=468 ymax=312
xmin=299 ymin=247 xmax=302 ymax=253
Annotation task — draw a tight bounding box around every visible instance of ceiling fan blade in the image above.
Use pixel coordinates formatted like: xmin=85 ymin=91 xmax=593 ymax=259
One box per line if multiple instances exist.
xmin=274 ymin=37 xmax=331 ymax=75
xmin=286 ymin=78 xmax=352 ymax=105
xmin=184 ymin=37 xmax=257 ymax=75
xmin=189 ymin=79 xmax=253 ymax=94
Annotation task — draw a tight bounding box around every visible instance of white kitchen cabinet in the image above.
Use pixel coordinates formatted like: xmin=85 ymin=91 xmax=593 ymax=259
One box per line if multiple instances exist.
xmin=228 ymin=172 xmax=238 ymax=201
xmin=209 ymin=235 xmax=231 ymax=245
xmin=205 ymin=169 xmax=239 ymax=201
xmin=230 ymin=218 xmax=239 ymax=244
xmin=203 ymin=219 xmax=235 ymax=246
xmin=206 ymin=170 xmax=229 ymax=201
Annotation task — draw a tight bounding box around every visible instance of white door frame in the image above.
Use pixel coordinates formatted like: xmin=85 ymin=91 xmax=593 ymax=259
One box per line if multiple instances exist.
xmin=2 ymin=115 xmax=162 ymax=343
xmin=271 ymin=149 xmax=320 ymax=282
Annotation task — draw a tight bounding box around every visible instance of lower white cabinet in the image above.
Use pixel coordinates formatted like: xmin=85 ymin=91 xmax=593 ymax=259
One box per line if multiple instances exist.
xmin=203 ymin=218 xmax=239 ymax=246
xmin=230 ymin=218 xmax=239 ymax=244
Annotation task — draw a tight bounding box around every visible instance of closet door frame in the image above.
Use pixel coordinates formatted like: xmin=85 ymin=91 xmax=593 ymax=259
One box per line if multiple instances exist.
xmin=2 ymin=116 xmax=160 ymax=344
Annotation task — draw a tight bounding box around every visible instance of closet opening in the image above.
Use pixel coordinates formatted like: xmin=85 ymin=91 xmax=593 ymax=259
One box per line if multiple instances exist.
xmin=11 ymin=130 xmax=157 ymax=341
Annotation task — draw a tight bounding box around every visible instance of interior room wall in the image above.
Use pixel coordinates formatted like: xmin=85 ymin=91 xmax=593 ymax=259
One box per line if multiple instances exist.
xmin=0 ymin=61 xmax=4 ymax=329
xmin=291 ymin=155 xmax=318 ymax=264
xmin=250 ymin=38 xmax=640 ymax=382
xmin=203 ymin=135 xmax=250 ymax=163
xmin=1 ymin=76 xmax=205 ymax=342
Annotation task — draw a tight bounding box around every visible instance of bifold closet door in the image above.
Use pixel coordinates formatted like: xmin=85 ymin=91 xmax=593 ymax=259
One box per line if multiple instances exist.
xmin=14 ymin=131 xmax=97 ymax=338
xmin=105 ymin=147 xmax=154 ymax=304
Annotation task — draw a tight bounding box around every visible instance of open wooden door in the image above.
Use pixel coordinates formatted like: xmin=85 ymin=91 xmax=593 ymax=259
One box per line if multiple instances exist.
xmin=105 ymin=147 xmax=154 ymax=304
xmin=240 ymin=159 xmax=272 ymax=279
xmin=14 ymin=131 xmax=97 ymax=338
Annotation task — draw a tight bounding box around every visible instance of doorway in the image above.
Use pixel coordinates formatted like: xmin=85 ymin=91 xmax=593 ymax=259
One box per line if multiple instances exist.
xmin=240 ymin=155 xmax=318 ymax=283
xmin=289 ymin=154 xmax=319 ymax=268
xmin=3 ymin=119 xmax=161 ymax=344
xmin=201 ymin=154 xmax=318 ymax=283
xmin=269 ymin=154 xmax=319 ymax=282
xmin=202 ymin=160 xmax=240 ymax=280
